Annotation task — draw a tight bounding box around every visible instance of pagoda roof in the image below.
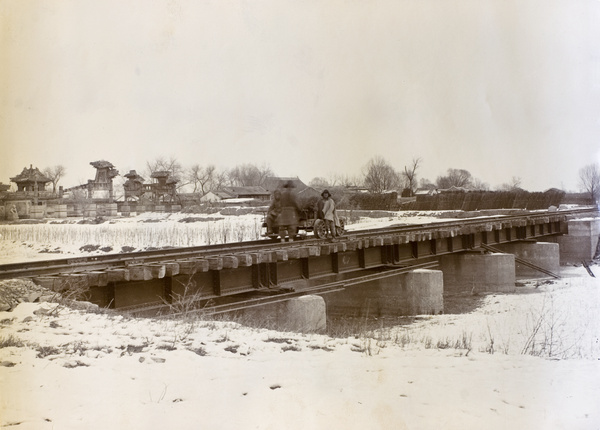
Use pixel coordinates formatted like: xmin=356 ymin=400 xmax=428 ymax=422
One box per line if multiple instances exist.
xmin=10 ymin=165 xmax=51 ymax=184
xmin=90 ymin=160 xmax=115 ymax=169
xmin=124 ymin=170 xmax=145 ymax=181
xmin=151 ymin=171 xmax=170 ymax=178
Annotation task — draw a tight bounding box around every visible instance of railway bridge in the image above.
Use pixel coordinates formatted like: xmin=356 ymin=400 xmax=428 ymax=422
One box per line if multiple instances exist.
xmin=1 ymin=208 xmax=598 ymax=331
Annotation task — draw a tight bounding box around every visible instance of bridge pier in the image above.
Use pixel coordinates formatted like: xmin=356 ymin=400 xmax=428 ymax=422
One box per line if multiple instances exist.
xmin=241 ymin=295 xmax=327 ymax=333
xmin=440 ymin=252 xmax=515 ymax=294
xmin=323 ymin=269 xmax=443 ymax=317
xmin=492 ymin=242 xmax=560 ymax=279
xmin=552 ymin=218 xmax=600 ymax=264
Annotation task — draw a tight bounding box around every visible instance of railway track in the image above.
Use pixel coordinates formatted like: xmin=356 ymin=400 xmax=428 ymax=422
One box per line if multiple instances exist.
xmin=0 ymin=207 xmax=596 ymax=281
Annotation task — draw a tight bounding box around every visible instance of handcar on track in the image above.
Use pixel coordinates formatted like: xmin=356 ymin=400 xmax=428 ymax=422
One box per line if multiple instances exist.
xmin=262 ymin=206 xmax=345 ymax=240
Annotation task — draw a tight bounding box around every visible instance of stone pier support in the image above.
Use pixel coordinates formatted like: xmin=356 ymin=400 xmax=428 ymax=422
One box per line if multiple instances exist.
xmin=552 ymin=218 xmax=600 ymax=264
xmin=440 ymin=252 xmax=515 ymax=294
xmin=242 ymin=295 xmax=327 ymax=333
xmin=323 ymin=269 xmax=444 ymax=317
xmin=494 ymin=242 xmax=560 ymax=279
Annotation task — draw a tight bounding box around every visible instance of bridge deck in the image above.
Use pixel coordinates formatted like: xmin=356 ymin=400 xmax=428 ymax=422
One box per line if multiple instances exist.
xmin=1 ymin=208 xmax=596 ymax=313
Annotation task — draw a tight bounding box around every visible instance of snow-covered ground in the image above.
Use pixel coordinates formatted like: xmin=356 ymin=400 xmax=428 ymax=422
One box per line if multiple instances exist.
xmin=1 ymin=210 xmax=599 ymax=429
xmin=0 ymin=210 xmax=456 ymax=264
xmin=1 ymin=267 xmax=599 ymax=430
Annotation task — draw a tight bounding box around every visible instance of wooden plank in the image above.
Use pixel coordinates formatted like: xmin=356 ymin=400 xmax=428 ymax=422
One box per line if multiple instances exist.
xmin=149 ymin=264 xmax=166 ymax=279
xmin=86 ymin=271 xmax=109 ymax=287
xmin=208 ymin=257 xmax=223 ymax=271
xmin=128 ymin=266 xmax=153 ymax=281
xmin=106 ymin=268 xmax=130 ymax=283
xmin=164 ymin=262 xmax=180 ymax=277
xmin=33 ymin=276 xmax=59 ymax=290
xmin=58 ymin=273 xmax=90 ymax=289
xmin=274 ymin=250 xmax=288 ymax=261
xmin=178 ymin=259 xmax=209 ymax=275
xmin=222 ymin=256 xmax=238 ymax=269
xmin=249 ymin=253 xmax=262 ymax=265
xmin=345 ymin=240 xmax=358 ymax=251
xmin=235 ymin=254 xmax=253 ymax=267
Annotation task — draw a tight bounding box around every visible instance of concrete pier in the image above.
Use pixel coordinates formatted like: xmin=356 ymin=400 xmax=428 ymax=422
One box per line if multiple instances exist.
xmin=494 ymin=242 xmax=560 ymax=279
xmin=323 ymin=269 xmax=444 ymax=317
xmin=440 ymin=252 xmax=516 ymax=294
xmin=553 ymin=218 xmax=600 ymax=263
xmin=242 ymin=295 xmax=327 ymax=333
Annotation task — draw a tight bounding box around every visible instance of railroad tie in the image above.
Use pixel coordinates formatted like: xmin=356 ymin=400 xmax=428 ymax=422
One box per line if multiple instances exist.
xmin=207 ymin=257 xmax=223 ymax=271
xmin=222 ymin=256 xmax=238 ymax=269
xmin=235 ymin=254 xmax=253 ymax=267
xmin=86 ymin=271 xmax=109 ymax=287
xmin=164 ymin=262 xmax=180 ymax=277
xmin=249 ymin=253 xmax=262 ymax=265
xmin=274 ymin=250 xmax=288 ymax=261
xmin=177 ymin=259 xmax=209 ymax=275
xmin=148 ymin=264 xmax=166 ymax=279
xmin=128 ymin=266 xmax=153 ymax=281
xmin=106 ymin=268 xmax=130 ymax=282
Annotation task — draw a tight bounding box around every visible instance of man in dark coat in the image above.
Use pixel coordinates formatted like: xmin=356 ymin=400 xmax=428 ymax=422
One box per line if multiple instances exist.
xmin=278 ymin=181 xmax=300 ymax=242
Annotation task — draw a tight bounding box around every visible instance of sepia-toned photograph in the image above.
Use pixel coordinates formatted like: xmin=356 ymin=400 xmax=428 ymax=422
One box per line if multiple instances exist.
xmin=1 ymin=1 xmax=599 ymax=428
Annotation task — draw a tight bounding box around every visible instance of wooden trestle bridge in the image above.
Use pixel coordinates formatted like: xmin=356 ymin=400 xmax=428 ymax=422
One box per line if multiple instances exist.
xmin=0 ymin=208 xmax=596 ymax=316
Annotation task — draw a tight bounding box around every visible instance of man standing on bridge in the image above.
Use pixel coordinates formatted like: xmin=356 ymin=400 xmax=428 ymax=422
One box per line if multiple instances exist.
xmin=320 ymin=189 xmax=337 ymax=239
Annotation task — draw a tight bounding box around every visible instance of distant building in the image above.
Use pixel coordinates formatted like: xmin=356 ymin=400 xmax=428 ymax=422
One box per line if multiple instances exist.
xmin=148 ymin=171 xmax=178 ymax=203
xmin=221 ymin=186 xmax=271 ymax=201
xmin=199 ymin=191 xmax=223 ymax=203
xmin=10 ymin=165 xmax=51 ymax=192
xmin=64 ymin=160 xmax=119 ymax=201
xmin=123 ymin=170 xmax=145 ymax=201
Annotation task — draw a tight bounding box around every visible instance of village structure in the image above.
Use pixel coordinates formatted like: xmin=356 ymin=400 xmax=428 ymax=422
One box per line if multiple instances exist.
xmin=0 ymin=161 xmax=329 ymax=220
xmin=0 ymin=159 xmax=593 ymax=221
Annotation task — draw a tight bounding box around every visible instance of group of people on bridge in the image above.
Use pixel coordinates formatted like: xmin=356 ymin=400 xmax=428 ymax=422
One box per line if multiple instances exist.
xmin=266 ymin=181 xmax=340 ymax=242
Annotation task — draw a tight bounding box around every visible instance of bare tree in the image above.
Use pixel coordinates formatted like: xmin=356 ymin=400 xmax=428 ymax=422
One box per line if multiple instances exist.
xmin=228 ymin=163 xmax=273 ymax=187
xmin=42 ymin=165 xmax=66 ymax=193
xmin=187 ymin=164 xmax=216 ymax=194
xmin=402 ymin=157 xmax=421 ymax=196
xmin=145 ymin=156 xmax=186 ymax=189
xmin=579 ymin=163 xmax=600 ymax=202
xmin=363 ymin=156 xmax=401 ymax=193
xmin=419 ymin=177 xmax=436 ymax=190
xmin=309 ymin=177 xmax=330 ymax=188
xmin=328 ymin=173 xmax=362 ymax=188
xmin=211 ymin=170 xmax=229 ymax=191
xmin=436 ymin=168 xmax=474 ymax=189
xmin=471 ymin=178 xmax=490 ymax=191
xmin=496 ymin=176 xmax=523 ymax=191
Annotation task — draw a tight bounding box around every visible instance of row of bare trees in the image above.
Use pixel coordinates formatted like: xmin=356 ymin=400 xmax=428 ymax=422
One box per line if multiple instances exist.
xmin=34 ymin=158 xmax=600 ymax=203
xmin=144 ymin=157 xmax=275 ymax=193
xmin=359 ymin=156 xmax=491 ymax=195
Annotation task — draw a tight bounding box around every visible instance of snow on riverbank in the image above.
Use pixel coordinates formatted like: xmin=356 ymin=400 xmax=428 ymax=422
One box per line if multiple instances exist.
xmin=1 ymin=210 xmax=599 ymax=429
xmin=1 ymin=266 xmax=599 ymax=430
xmin=0 ymin=210 xmax=456 ymax=264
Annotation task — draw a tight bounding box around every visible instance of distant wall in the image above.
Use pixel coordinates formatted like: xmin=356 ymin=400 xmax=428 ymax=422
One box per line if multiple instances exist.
xmin=348 ymin=192 xmax=400 ymax=211
xmin=405 ymin=189 xmax=565 ymax=211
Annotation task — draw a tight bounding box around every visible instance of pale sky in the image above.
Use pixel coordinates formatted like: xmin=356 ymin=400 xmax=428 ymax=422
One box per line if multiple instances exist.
xmin=2 ymin=0 xmax=599 ymax=191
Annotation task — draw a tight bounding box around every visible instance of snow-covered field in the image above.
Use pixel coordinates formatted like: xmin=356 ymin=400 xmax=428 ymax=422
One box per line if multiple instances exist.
xmin=0 ymin=210 xmax=454 ymax=264
xmin=1 ymin=211 xmax=599 ymax=429
xmin=1 ymin=268 xmax=599 ymax=430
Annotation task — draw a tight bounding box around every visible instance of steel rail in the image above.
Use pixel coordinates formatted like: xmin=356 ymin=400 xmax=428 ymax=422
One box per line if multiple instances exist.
xmin=0 ymin=207 xmax=595 ymax=280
